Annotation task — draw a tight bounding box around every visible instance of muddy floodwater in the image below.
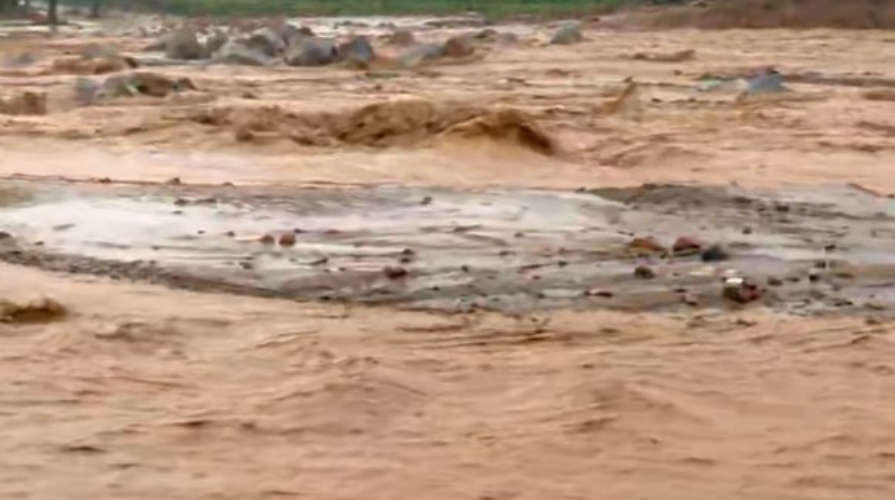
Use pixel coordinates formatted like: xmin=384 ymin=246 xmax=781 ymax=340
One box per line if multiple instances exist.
xmin=3 ymin=10 xmax=895 ymax=500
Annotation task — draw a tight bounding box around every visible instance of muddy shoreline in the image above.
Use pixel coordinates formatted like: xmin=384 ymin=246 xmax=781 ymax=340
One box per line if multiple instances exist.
xmin=2 ymin=178 xmax=893 ymax=317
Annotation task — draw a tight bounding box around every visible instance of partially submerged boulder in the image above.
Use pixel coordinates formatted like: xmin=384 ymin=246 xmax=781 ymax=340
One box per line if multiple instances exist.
xmin=245 ymin=26 xmax=286 ymax=57
xmin=101 ymin=72 xmax=196 ymax=98
xmin=337 ymin=35 xmax=375 ymax=65
xmin=165 ymin=28 xmax=204 ymax=60
xmin=398 ymin=43 xmax=444 ymax=68
xmin=284 ymin=37 xmax=338 ymax=66
xmin=213 ymin=40 xmax=272 ymax=66
xmin=442 ymin=35 xmax=475 ymax=57
xmin=386 ymin=28 xmax=415 ymax=46
xmin=203 ymin=29 xmax=229 ymax=57
xmin=550 ymin=22 xmax=583 ymax=45
xmin=280 ymin=23 xmax=314 ymax=47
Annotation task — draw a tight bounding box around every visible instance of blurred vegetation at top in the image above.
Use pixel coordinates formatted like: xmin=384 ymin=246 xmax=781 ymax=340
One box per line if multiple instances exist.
xmin=65 ymin=0 xmax=682 ymax=18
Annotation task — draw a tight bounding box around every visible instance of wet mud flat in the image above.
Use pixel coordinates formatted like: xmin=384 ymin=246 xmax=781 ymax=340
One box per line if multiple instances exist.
xmin=1 ymin=178 xmax=895 ymax=316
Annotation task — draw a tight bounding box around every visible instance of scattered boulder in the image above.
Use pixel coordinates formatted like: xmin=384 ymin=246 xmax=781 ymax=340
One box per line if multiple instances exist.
xmin=73 ymin=77 xmax=101 ymax=105
xmin=214 ymin=40 xmax=272 ymax=66
xmin=0 ymin=91 xmax=47 ymax=115
xmin=245 ymin=26 xmax=286 ymax=57
xmin=472 ymin=28 xmax=498 ymax=40
xmin=337 ymin=36 xmax=375 ymax=65
xmin=442 ymin=35 xmax=475 ymax=58
xmin=0 ymin=297 xmax=66 ymax=323
xmin=165 ymin=28 xmax=204 ymax=60
xmin=387 ymin=29 xmax=415 ymax=46
xmin=495 ymin=32 xmax=520 ymax=45
xmin=203 ymin=29 xmax=229 ymax=56
xmin=101 ymin=72 xmax=196 ymax=98
xmin=81 ymin=43 xmax=120 ymax=59
xmin=285 ymin=37 xmax=338 ymax=66
xmin=746 ymin=68 xmax=786 ymax=94
xmin=550 ymin=22 xmax=583 ymax=45
xmin=398 ymin=43 xmax=444 ymax=68
xmin=142 ymin=35 xmax=168 ymax=52
xmin=280 ymin=24 xmax=315 ymax=46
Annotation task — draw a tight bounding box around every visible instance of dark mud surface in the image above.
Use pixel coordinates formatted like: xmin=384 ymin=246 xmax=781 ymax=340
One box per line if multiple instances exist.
xmin=2 ymin=179 xmax=895 ymax=315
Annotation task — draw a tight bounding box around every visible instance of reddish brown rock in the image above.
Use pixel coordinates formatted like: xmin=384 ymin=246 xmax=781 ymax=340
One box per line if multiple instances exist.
xmin=383 ymin=266 xmax=408 ymax=279
xmin=628 ymin=237 xmax=666 ymax=255
xmin=278 ymin=232 xmax=296 ymax=247
xmin=672 ymin=236 xmax=703 ymax=254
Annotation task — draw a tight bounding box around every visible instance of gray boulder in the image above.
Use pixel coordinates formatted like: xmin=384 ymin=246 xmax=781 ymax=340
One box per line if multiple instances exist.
xmin=550 ymin=22 xmax=582 ymax=45
xmin=203 ymin=29 xmax=229 ymax=57
xmin=280 ymin=24 xmax=314 ymax=47
xmin=165 ymin=28 xmax=204 ymax=60
xmin=386 ymin=29 xmax=415 ymax=46
xmin=337 ymin=36 xmax=375 ymax=64
xmin=746 ymin=70 xmax=786 ymax=94
xmin=245 ymin=26 xmax=286 ymax=57
xmin=284 ymin=37 xmax=338 ymax=67
xmin=398 ymin=43 xmax=444 ymax=68
xmin=213 ymin=40 xmax=272 ymax=66
xmin=442 ymin=35 xmax=475 ymax=57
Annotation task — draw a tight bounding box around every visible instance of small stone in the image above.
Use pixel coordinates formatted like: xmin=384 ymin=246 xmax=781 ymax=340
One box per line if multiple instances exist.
xmin=259 ymin=234 xmax=275 ymax=244
xmin=742 ymin=226 xmax=753 ymax=235
xmin=420 ymin=195 xmax=433 ymax=205
xmin=97 ymin=177 xmax=112 ymax=184
xmin=767 ymin=276 xmax=783 ymax=287
xmin=774 ymin=203 xmax=791 ymax=213
xmin=225 ymin=231 xmax=235 ymax=237
xmin=174 ymin=198 xmax=188 ymax=206
xmin=634 ymin=265 xmax=656 ymax=279
xmin=722 ymin=279 xmax=763 ymax=304
xmin=239 ymin=261 xmax=254 ymax=270
xmin=165 ymin=177 xmax=182 ymax=185
xmin=808 ymin=270 xmax=821 ymax=282
xmin=278 ymin=232 xmax=296 ymax=247
xmin=587 ymin=289 xmax=613 ymax=298
xmin=672 ymin=236 xmax=703 ymax=254
xmin=700 ymin=245 xmax=729 ymax=262
xmin=460 ymin=265 xmax=470 ymax=273
xmin=383 ymin=266 xmax=408 ymax=279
